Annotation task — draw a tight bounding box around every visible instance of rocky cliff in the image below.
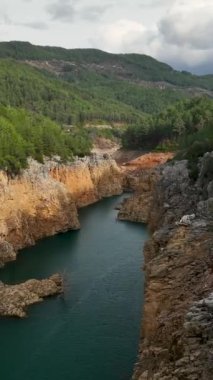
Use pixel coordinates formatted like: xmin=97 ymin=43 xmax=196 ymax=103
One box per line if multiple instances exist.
xmin=118 ymin=169 xmax=160 ymax=223
xmin=0 ymin=160 xmax=79 ymax=267
xmin=141 ymin=154 xmax=213 ymax=380
xmin=119 ymin=152 xmax=213 ymax=380
xmin=50 ymin=156 xmax=123 ymax=207
xmin=0 ymin=156 xmax=123 ymax=268
xmin=0 ymin=156 xmax=123 ymax=317
xmin=118 ymin=153 xmax=173 ymax=223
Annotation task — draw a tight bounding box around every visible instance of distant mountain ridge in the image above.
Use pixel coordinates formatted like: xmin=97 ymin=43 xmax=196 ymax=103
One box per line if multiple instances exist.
xmin=0 ymin=41 xmax=213 ymax=91
xmin=0 ymin=41 xmax=212 ymax=127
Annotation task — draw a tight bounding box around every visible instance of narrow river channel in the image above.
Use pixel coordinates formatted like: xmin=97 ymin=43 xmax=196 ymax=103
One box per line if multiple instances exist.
xmin=0 ymin=195 xmax=148 ymax=380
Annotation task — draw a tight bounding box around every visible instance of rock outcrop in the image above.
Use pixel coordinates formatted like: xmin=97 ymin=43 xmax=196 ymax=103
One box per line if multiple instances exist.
xmin=0 ymin=155 xmax=123 ymax=317
xmin=118 ymin=169 xmax=160 ymax=223
xmin=0 ymin=162 xmax=79 ymax=262
xmin=119 ymin=152 xmax=213 ymax=380
xmin=121 ymin=152 xmax=174 ymax=172
xmin=0 ymin=274 xmax=63 ymax=318
xmin=50 ymin=156 xmax=123 ymax=207
xmin=0 ymin=240 xmax=16 ymax=268
xmin=118 ymin=153 xmax=173 ymax=223
xmin=0 ymin=156 xmax=123 ymax=267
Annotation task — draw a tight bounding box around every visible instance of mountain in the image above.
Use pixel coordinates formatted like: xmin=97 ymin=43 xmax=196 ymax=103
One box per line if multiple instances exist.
xmin=0 ymin=59 xmax=145 ymax=125
xmin=0 ymin=41 xmax=212 ymax=173
xmin=0 ymin=41 xmax=213 ymax=91
xmin=0 ymin=41 xmax=212 ymax=127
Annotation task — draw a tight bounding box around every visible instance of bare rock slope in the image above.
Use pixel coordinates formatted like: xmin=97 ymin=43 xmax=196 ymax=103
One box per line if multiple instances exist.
xmin=0 ymin=156 xmax=123 ymax=267
xmin=120 ymin=152 xmax=213 ymax=380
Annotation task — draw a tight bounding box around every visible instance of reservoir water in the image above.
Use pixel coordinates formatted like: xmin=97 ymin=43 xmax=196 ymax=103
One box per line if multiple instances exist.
xmin=0 ymin=195 xmax=148 ymax=380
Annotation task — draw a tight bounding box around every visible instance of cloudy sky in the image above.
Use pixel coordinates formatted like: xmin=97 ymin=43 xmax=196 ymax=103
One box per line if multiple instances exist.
xmin=0 ymin=0 xmax=212 ymax=74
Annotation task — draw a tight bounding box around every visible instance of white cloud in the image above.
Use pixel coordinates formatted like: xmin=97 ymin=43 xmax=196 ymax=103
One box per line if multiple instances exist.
xmin=45 ymin=0 xmax=111 ymax=23
xmin=0 ymin=0 xmax=212 ymax=73
xmin=159 ymin=0 xmax=213 ymax=50
xmin=21 ymin=21 xmax=48 ymax=30
xmin=155 ymin=0 xmax=213 ymax=70
xmin=97 ymin=19 xmax=145 ymax=52
xmin=92 ymin=0 xmax=213 ymax=72
xmin=46 ymin=0 xmax=75 ymax=22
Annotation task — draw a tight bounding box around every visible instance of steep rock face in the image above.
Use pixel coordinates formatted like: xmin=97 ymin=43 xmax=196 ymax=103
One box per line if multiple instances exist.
xmin=118 ymin=153 xmax=173 ymax=223
xmin=0 ymin=161 xmax=80 ymax=261
xmin=118 ymin=169 xmax=160 ymax=223
xmin=0 ymin=156 xmax=123 ymax=317
xmin=135 ymin=223 xmax=212 ymax=380
xmin=0 ymin=156 xmax=123 ymax=267
xmin=50 ymin=156 xmax=123 ymax=207
xmin=121 ymin=152 xmax=213 ymax=380
xmin=0 ymin=274 xmax=63 ymax=318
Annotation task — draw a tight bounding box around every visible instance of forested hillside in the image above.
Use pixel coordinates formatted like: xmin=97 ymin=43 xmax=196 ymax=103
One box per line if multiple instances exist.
xmin=0 ymin=41 xmax=213 ymax=90
xmin=0 ymin=41 xmax=213 ymax=127
xmin=0 ymin=41 xmax=212 ymax=174
xmin=0 ymin=58 xmax=188 ymax=125
xmin=0 ymin=106 xmax=92 ymax=173
xmin=0 ymin=60 xmax=144 ymax=125
xmin=122 ymin=97 xmax=213 ymax=154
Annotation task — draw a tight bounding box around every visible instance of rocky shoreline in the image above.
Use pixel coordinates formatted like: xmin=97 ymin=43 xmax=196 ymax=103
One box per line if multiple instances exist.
xmin=0 ymin=155 xmax=123 ymax=317
xmin=0 ymin=152 xmax=174 ymax=318
xmin=0 ymin=148 xmax=212 ymax=380
xmin=0 ymin=155 xmax=123 ymax=268
xmin=0 ymin=274 xmax=63 ymax=318
xmin=118 ymin=152 xmax=213 ymax=380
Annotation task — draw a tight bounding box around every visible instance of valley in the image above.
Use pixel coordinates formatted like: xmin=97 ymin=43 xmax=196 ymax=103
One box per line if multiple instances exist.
xmin=0 ymin=40 xmax=212 ymax=380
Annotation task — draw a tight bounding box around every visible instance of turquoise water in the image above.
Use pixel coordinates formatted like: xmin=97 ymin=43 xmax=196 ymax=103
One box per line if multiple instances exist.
xmin=0 ymin=195 xmax=148 ymax=380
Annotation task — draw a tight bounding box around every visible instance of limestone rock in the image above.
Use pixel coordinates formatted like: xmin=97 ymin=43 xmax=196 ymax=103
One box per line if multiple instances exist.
xmin=0 ymin=240 xmax=16 ymax=267
xmin=118 ymin=168 xmax=160 ymax=223
xmin=177 ymin=214 xmax=196 ymax=226
xmin=0 ymin=156 xmax=123 ymax=318
xmin=124 ymin=153 xmax=213 ymax=380
xmin=0 ymin=156 xmax=123 ymax=267
xmin=0 ymin=274 xmax=63 ymax=318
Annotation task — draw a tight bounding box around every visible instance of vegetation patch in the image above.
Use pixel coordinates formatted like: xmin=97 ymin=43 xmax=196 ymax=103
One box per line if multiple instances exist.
xmin=0 ymin=106 xmax=92 ymax=174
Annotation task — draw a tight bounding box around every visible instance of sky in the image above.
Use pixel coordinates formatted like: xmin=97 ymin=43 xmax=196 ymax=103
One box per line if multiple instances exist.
xmin=0 ymin=0 xmax=212 ymax=74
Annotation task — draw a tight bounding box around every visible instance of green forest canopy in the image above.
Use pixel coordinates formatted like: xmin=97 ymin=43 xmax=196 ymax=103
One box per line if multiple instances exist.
xmin=122 ymin=97 xmax=213 ymax=152
xmin=0 ymin=42 xmax=212 ymax=175
xmin=1 ymin=42 xmax=213 ymax=127
xmin=0 ymin=106 xmax=92 ymax=174
xmin=0 ymin=59 xmax=147 ymax=125
xmin=0 ymin=41 xmax=213 ymax=90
